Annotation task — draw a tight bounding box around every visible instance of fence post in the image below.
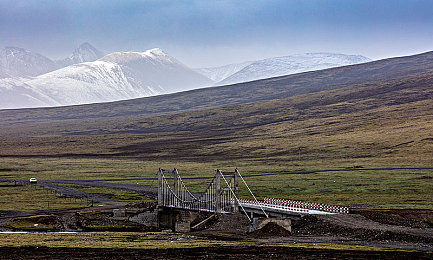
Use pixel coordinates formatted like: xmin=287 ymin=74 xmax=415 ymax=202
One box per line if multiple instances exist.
xmin=216 ymin=170 xmax=221 ymax=213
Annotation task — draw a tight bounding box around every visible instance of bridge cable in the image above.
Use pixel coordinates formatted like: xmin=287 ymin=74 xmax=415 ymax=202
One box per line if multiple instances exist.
xmin=236 ymin=169 xmax=269 ymax=218
xmin=218 ymin=170 xmax=251 ymax=222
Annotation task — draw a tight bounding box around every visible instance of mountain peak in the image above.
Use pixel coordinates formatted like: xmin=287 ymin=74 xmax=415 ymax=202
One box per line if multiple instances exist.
xmin=0 ymin=46 xmax=57 ymax=78
xmin=78 ymin=42 xmax=94 ymax=49
xmin=143 ymin=48 xmax=167 ymax=56
xmin=1 ymin=46 xmax=31 ymax=57
xmin=55 ymin=42 xmax=105 ymax=67
xmin=69 ymin=42 xmax=104 ymax=64
xmin=100 ymin=48 xmax=177 ymax=65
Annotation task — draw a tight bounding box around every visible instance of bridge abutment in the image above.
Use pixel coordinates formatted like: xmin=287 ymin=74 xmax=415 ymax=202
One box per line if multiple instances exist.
xmin=157 ymin=206 xmax=213 ymax=232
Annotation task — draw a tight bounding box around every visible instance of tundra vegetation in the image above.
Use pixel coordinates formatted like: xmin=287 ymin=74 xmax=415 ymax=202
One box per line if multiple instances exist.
xmin=0 ymin=53 xmax=432 ymax=255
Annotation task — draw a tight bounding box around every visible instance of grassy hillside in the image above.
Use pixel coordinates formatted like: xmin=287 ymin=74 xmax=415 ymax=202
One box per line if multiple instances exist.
xmin=1 ymin=70 xmax=432 ymax=167
xmin=1 ymin=50 xmax=433 ymax=124
xmin=0 ymin=69 xmax=432 ymax=208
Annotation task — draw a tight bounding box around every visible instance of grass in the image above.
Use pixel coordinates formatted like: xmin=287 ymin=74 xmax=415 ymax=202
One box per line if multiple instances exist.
xmin=148 ymin=168 xmax=433 ymax=209
xmin=0 ymin=160 xmax=431 ymax=209
xmin=0 ymin=182 xmax=85 ymax=212
xmin=3 ymin=215 xmax=56 ymax=231
xmin=0 ymin=232 xmax=416 ymax=252
xmin=0 ymin=67 xmax=432 ymax=210
xmin=61 ymin=184 xmax=152 ymax=201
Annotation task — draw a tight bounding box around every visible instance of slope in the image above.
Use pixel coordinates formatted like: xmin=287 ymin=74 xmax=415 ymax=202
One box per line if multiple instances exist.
xmin=0 ymin=48 xmax=213 ymax=109
xmin=0 ymin=47 xmax=58 ymax=78
xmin=217 ymin=53 xmax=371 ymax=85
xmin=57 ymin=42 xmax=105 ymax=67
xmin=0 ymin=69 xmax=432 ymax=167
xmin=1 ymin=50 xmax=433 ymax=122
xmin=196 ymin=61 xmax=253 ymax=82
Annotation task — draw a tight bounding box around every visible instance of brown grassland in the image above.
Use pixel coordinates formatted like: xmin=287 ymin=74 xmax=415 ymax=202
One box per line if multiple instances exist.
xmin=0 ymin=70 xmax=432 ymax=209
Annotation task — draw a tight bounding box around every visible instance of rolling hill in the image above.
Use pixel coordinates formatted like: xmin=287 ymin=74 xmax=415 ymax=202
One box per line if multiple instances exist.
xmin=0 ymin=50 xmax=432 ymax=167
xmin=2 ymin=50 xmax=433 ymax=123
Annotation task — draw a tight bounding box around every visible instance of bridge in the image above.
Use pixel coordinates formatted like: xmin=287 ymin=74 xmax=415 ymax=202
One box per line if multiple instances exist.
xmin=157 ymin=168 xmax=349 ymax=221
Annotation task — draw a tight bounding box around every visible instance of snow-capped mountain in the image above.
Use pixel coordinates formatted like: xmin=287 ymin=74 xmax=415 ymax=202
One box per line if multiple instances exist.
xmin=217 ymin=53 xmax=371 ymax=85
xmin=196 ymin=61 xmax=253 ymax=82
xmin=0 ymin=48 xmax=213 ymax=109
xmin=100 ymin=48 xmax=212 ymax=93
xmin=58 ymin=42 xmax=105 ymax=67
xmin=0 ymin=47 xmax=58 ymax=78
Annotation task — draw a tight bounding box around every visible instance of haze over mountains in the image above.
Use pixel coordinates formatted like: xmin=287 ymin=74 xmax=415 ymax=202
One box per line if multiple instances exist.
xmin=196 ymin=61 xmax=253 ymax=82
xmin=2 ymin=49 xmax=432 ymax=124
xmin=214 ymin=53 xmax=371 ymax=85
xmin=56 ymin=42 xmax=105 ymax=67
xmin=0 ymin=47 xmax=59 ymax=78
xmin=0 ymin=43 xmax=372 ymax=109
xmin=0 ymin=44 xmax=212 ymax=109
xmin=0 ymin=49 xmax=432 ymax=168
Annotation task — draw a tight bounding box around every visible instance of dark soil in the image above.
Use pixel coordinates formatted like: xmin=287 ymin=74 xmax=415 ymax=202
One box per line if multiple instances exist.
xmin=205 ymin=214 xmax=250 ymax=232
xmin=251 ymin=222 xmax=292 ymax=238
xmin=292 ymin=214 xmax=433 ymax=245
xmin=355 ymin=209 xmax=433 ymax=228
xmin=0 ymin=246 xmax=431 ymax=259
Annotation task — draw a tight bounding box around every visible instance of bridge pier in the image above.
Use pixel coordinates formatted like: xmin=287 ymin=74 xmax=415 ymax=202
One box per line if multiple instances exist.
xmin=157 ymin=206 xmax=213 ymax=232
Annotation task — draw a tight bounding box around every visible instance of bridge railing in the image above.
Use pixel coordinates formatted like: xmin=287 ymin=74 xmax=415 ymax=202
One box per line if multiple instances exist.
xmin=263 ymin=197 xmax=349 ymax=214
xmin=239 ymin=198 xmax=309 ymax=214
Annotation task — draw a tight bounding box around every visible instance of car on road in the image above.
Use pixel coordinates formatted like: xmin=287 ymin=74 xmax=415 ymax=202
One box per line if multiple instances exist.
xmin=29 ymin=178 xmax=37 ymax=183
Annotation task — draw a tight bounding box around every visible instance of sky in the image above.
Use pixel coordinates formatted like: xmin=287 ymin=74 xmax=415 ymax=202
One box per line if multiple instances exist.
xmin=1 ymin=0 xmax=433 ymax=68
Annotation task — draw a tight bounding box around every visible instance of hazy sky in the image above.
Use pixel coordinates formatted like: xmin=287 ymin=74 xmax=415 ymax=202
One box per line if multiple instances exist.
xmin=1 ymin=0 xmax=433 ymax=67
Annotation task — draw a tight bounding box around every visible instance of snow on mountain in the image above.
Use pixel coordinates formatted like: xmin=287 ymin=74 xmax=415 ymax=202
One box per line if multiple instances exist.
xmin=0 ymin=47 xmax=58 ymax=79
xmin=58 ymin=42 xmax=105 ymax=67
xmin=99 ymin=48 xmax=212 ymax=93
xmin=196 ymin=61 xmax=253 ymax=82
xmin=0 ymin=48 xmax=213 ymax=109
xmin=217 ymin=53 xmax=371 ymax=85
xmin=0 ymin=77 xmax=49 ymax=109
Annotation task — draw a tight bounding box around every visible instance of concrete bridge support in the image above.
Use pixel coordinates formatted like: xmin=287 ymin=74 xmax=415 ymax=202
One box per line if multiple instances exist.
xmin=157 ymin=206 xmax=213 ymax=232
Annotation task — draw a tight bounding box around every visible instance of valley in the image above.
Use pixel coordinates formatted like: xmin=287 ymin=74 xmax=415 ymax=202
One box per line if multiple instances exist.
xmin=0 ymin=49 xmax=432 ymax=258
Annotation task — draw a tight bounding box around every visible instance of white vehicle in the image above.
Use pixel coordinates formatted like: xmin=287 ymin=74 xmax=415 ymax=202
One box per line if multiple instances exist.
xmin=29 ymin=178 xmax=37 ymax=183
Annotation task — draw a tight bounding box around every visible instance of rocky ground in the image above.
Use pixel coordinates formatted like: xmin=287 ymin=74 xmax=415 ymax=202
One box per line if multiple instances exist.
xmin=0 ymin=179 xmax=432 ymax=258
xmin=0 ymin=246 xmax=431 ymax=259
xmin=190 ymin=209 xmax=433 ymax=252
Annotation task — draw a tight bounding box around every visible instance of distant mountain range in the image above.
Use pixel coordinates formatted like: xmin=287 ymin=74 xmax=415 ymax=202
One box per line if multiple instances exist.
xmin=0 ymin=47 xmax=212 ymax=109
xmin=3 ymin=50 xmax=433 ymax=123
xmin=210 ymin=53 xmax=371 ymax=86
xmin=1 ymin=50 xmax=432 ymax=168
xmin=0 ymin=42 xmax=372 ymax=109
xmin=0 ymin=43 xmax=105 ymax=79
